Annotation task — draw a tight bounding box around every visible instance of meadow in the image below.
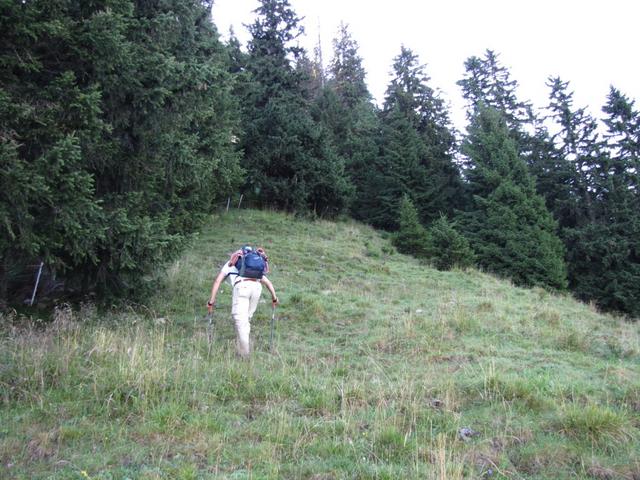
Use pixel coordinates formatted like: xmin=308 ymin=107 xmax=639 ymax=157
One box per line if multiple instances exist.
xmin=1 ymin=210 xmax=639 ymax=479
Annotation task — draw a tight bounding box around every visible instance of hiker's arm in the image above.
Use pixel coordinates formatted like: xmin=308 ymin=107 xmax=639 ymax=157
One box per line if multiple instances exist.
xmin=261 ymin=276 xmax=278 ymax=305
xmin=208 ymin=270 xmax=226 ymax=309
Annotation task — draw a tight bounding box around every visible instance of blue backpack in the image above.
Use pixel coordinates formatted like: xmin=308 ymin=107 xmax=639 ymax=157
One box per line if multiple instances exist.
xmin=235 ymin=247 xmax=266 ymax=279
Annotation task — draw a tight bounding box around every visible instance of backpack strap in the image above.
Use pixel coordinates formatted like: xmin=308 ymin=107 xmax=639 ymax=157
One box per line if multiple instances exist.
xmin=221 ymin=250 xmax=243 ymax=280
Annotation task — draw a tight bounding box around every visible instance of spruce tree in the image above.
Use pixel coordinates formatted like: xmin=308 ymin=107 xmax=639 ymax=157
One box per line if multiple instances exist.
xmin=241 ymin=0 xmax=351 ymax=215
xmin=393 ymin=195 xmax=430 ymax=258
xmin=460 ymin=106 xmax=567 ymax=289
xmin=602 ymin=87 xmax=640 ymax=196
xmin=559 ymin=87 xmax=640 ymax=316
xmin=564 ymin=214 xmax=640 ymax=316
xmin=457 ymin=50 xmax=546 ymax=194
xmin=362 ymin=109 xmax=426 ymax=229
xmin=457 ymin=50 xmax=534 ymax=140
xmin=526 ymin=121 xmax=577 ymax=225
xmin=0 ymin=1 xmax=109 ymax=303
xmin=545 ymin=77 xmax=604 ymax=228
xmin=87 ymin=0 xmax=243 ymax=295
xmin=322 ymin=24 xmax=379 ymax=221
xmin=328 ymin=23 xmax=371 ymax=110
xmin=425 ymin=215 xmax=475 ymax=271
xmin=529 ymin=80 xmax=640 ymax=315
xmin=0 ymin=0 xmax=242 ymax=304
xmin=365 ymin=46 xmax=462 ymax=229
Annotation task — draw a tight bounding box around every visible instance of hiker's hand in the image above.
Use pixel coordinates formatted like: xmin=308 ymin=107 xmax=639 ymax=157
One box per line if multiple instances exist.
xmin=207 ymin=300 xmax=215 ymax=313
xmin=272 ymin=297 xmax=279 ymax=307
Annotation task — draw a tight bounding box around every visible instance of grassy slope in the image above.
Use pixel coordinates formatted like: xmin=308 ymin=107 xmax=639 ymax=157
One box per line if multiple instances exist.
xmin=1 ymin=209 xmax=639 ymax=479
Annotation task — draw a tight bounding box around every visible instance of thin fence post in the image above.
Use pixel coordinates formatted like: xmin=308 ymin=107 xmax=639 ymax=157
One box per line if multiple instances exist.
xmin=226 ymin=197 xmax=231 ymax=213
xmin=30 ymin=261 xmax=44 ymax=306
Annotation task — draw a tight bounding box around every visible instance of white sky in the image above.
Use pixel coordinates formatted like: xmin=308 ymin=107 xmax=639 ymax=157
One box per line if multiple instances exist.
xmin=211 ymin=0 xmax=639 ymax=132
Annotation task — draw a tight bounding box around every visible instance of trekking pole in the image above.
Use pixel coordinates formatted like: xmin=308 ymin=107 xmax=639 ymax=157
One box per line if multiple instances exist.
xmin=207 ymin=311 xmax=214 ymax=357
xmin=269 ymin=304 xmax=277 ymax=352
xmin=205 ymin=303 xmax=215 ymax=358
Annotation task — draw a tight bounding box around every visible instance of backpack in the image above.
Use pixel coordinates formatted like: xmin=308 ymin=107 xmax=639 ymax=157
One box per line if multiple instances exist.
xmin=235 ymin=246 xmax=267 ymax=279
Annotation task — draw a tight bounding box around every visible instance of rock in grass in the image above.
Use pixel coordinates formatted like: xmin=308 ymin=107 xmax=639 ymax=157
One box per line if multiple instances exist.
xmin=459 ymin=427 xmax=479 ymax=441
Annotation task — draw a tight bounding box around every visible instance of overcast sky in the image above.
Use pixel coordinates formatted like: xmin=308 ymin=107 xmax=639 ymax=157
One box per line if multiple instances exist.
xmin=211 ymin=0 xmax=639 ymax=131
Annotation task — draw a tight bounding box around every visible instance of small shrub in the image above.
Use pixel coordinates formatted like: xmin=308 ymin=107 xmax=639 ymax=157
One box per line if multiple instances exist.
xmin=392 ymin=196 xmax=429 ymax=258
xmin=425 ymin=215 xmax=475 ymax=270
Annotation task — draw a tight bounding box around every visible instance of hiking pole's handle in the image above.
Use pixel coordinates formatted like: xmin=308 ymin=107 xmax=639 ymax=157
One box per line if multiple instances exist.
xmin=207 ymin=300 xmax=215 ymax=314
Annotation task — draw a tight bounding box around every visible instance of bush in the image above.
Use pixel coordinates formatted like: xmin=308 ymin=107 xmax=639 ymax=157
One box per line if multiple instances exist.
xmin=393 ymin=196 xmax=429 ymax=258
xmin=425 ymin=215 xmax=475 ymax=270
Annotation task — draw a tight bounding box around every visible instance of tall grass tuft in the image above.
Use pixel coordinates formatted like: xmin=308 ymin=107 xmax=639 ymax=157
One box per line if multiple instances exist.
xmin=557 ymin=403 xmax=636 ymax=449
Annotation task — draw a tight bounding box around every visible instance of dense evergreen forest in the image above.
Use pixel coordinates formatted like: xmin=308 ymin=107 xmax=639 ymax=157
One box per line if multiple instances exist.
xmin=1 ymin=0 xmax=639 ymax=317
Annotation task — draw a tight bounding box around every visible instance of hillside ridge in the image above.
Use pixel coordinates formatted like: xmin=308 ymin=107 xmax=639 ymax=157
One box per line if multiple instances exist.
xmin=1 ymin=209 xmax=638 ymax=479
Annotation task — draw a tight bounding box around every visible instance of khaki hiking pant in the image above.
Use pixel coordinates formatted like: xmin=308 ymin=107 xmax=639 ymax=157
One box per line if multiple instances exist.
xmin=231 ymin=280 xmax=262 ymax=357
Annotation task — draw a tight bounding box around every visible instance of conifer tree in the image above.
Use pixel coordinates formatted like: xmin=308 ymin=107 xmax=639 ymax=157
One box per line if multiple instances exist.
xmin=328 ymin=23 xmax=371 ymax=110
xmin=460 ymin=106 xmax=567 ymax=289
xmin=0 ymin=0 xmax=242 ymax=303
xmin=526 ymin=122 xmax=576 ymax=223
xmin=458 ymin=50 xmax=533 ymax=138
xmin=322 ymin=24 xmax=379 ymax=220
xmin=424 ymin=215 xmax=475 ymax=271
xmin=530 ymin=80 xmax=640 ymax=315
xmin=362 ymin=109 xmax=426 ymax=229
xmin=241 ymin=0 xmax=351 ymax=215
xmin=545 ymin=77 xmax=604 ymax=228
xmin=602 ymin=87 xmax=640 ymax=195
xmin=559 ymin=87 xmax=640 ymax=315
xmin=226 ymin=28 xmax=248 ymax=76
xmin=458 ymin=50 xmax=542 ymax=183
xmin=393 ymin=195 xmax=430 ymax=258
xmin=296 ymin=32 xmax=326 ymax=103
xmin=364 ymin=46 xmax=462 ymax=229
xmin=564 ymin=215 xmax=640 ymax=316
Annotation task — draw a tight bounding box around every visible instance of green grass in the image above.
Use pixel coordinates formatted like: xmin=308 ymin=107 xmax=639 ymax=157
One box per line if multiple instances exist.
xmin=1 ymin=209 xmax=639 ymax=479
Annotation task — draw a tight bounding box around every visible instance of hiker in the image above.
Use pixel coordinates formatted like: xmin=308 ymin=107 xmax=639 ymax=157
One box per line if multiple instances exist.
xmin=207 ymin=246 xmax=278 ymax=358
